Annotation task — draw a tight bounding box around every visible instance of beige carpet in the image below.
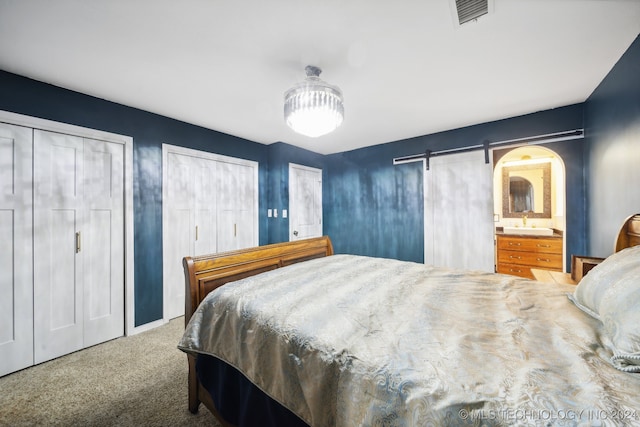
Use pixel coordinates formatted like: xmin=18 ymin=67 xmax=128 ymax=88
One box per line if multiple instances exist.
xmin=0 ymin=317 xmax=221 ymax=427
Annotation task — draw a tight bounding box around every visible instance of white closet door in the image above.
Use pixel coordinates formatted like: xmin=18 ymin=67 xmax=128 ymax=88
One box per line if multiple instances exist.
xmin=289 ymin=164 xmax=322 ymax=241
xmin=234 ymin=162 xmax=256 ymax=250
xmin=164 ymin=152 xmax=196 ymax=320
xmin=0 ymin=123 xmax=34 ymax=376
xmin=164 ymin=153 xmax=218 ymax=319
xmin=162 ymin=144 xmax=258 ymax=320
xmin=82 ymin=138 xmax=124 ymax=347
xmin=217 ymin=161 xmax=256 ymax=252
xmin=33 ymin=130 xmax=84 ymax=363
xmin=194 ymin=158 xmax=217 ymax=256
xmin=424 ymin=151 xmax=495 ymax=272
xmin=217 ymin=161 xmax=238 ymax=252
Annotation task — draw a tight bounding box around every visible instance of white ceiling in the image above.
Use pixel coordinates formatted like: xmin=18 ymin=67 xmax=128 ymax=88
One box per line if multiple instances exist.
xmin=1 ymin=1 xmax=639 ymax=155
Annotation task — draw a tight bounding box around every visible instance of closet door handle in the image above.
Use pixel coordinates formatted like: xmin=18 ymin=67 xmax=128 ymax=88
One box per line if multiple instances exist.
xmin=234 ymin=223 xmax=237 ymax=237
xmin=195 ymin=226 xmax=199 ymax=241
xmin=76 ymin=232 xmax=81 ymax=253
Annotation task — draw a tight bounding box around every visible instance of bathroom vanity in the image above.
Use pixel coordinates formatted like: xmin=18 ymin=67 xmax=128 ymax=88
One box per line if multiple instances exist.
xmin=496 ymin=231 xmax=563 ymax=279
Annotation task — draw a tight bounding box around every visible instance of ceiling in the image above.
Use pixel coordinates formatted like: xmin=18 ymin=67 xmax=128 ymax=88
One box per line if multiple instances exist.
xmin=1 ymin=1 xmax=639 ymax=155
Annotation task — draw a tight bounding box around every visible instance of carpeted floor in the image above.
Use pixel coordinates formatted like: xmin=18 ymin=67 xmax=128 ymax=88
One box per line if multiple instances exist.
xmin=0 ymin=317 xmax=221 ymax=426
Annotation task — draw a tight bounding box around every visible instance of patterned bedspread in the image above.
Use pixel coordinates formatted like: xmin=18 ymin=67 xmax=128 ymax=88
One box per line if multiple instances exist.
xmin=178 ymin=255 xmax=640 ymax=426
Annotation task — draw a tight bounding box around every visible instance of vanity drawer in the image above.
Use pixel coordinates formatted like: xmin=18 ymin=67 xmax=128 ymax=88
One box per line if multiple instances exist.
xmin=497 ymin=236 xmax=562 ymax=254
xmin=497 ymin=263 xmax=534 ymax=279
xmin=498 ymin=249 xmax=563 ymax=269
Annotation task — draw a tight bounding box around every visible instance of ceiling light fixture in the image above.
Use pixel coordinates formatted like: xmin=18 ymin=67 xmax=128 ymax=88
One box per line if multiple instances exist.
xmin=284 ymin=65 xmax=344 ymax=138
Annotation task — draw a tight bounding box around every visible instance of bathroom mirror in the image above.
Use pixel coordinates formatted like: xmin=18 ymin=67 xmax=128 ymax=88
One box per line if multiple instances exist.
xmin=502 ymin=162 xmax=551 ymax=218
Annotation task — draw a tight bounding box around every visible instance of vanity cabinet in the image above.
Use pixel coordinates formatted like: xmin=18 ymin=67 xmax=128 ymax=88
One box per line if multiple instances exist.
xmin=496 ymin=234 xmax=563 ymax=279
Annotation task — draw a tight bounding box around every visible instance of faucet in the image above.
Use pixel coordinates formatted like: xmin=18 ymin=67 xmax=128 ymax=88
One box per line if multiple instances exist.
xmin=522 ymin=215 xmax=527 ymax=227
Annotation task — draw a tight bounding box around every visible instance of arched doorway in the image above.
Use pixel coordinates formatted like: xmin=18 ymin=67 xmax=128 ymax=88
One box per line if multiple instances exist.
xmin=493 ymin=146 xmax=567 ymax=273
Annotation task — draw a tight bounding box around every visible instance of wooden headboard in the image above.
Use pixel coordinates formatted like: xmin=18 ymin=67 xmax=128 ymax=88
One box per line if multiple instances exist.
xmin=182 ymin=236 xmax=334 ymax=325
xmin=615 ymin=213 xmax=640 ymax=252
xmin=182 ymin=236 xmax=333 ymax=416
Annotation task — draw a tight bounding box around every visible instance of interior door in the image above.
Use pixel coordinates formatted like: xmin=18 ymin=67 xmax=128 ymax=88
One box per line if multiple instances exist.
xmin=194 ymin=158 xmax=217 ymax=256
xmin=0 ymin=123 xmax=34 ymax=376
xmin=162 ymin=145 xmax=258 ymax=321
xmin=289 ymin=163 xmax=322 ymax=241
xmin=33 ymin=130 xmax=85 ymax=363
xmin=82 ymin=137 xmax=124 ymax=347
xmin=164 ymin=152 xmax=197 ymax=320
xmin=33 ymin=131 xmax=125 ymax=362
xmin=217 ymin=160 xmax=256 ymax=252
xmin=424 ymin=151 xmax=495 ymax=272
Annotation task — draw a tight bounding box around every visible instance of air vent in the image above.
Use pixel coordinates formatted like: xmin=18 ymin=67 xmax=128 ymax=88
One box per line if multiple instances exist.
xmin=455 ymin=0 xmax=488 ymax=25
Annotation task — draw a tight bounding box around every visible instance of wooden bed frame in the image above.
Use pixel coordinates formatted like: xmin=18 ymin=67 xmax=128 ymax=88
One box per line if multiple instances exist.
xmin=182 ymin=236 xmax=334 ymax=421
xmin=181 ymin=215 xmax=640 ymax=424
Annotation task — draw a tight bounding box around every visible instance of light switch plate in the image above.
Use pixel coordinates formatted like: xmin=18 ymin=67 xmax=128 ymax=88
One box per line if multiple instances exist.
xmin=274 ymin=209 xmax=278 ymax=218
xmin=283 ymin=209 xmax=287 ymax=218
xmin=267 ymin=209 xmax=272 ymax=218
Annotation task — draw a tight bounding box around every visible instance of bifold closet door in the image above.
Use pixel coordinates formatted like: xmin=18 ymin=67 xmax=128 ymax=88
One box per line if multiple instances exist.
xmin=164 ymin=153 xmax=217 ymax=319
xmin=33 ymin=130 xmax=124 ymax=363
xmin=217 ymin=160 xmax=256 ymax=252
xmin=82 ymin=138 xmax=124 ymax=348
xmin=0 ymin=123 xmax=34 ymax=377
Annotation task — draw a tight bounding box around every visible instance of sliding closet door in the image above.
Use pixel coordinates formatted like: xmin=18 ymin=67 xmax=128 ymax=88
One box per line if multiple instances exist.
xmin=424 ymin=151 xmax=495 ymax=272
xmin=82 ymin=138 xmax=124 ymax=348
xmin=33 ymin=130 xmax=85 ymax=362
xmin=0 ymin=123 xmax=34 ymax=376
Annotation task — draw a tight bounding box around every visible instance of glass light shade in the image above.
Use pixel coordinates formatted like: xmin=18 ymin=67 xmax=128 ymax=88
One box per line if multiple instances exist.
xmin=284 ymin=66 xmax=344 ymax=138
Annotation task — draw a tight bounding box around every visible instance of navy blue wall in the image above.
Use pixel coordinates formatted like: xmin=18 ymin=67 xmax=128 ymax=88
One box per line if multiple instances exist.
xmin=584 ymin=34 xmax=640 ymax=257
xmin=0 ymin=70 xmax=270 ymax=326
xmin=0 ymin=68 xmax=591 ymax=327
xmin=325 ymin=105 xmax=587 ymax=264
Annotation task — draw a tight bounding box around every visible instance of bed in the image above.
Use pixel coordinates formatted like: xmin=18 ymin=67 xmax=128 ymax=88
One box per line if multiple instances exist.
xmin=178 ymin=218 xmax=640 ymax=426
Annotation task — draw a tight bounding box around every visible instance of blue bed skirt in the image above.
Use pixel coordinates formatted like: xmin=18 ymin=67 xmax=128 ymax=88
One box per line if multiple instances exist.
xmin=196 ymin=354 xmax=310 ymax=427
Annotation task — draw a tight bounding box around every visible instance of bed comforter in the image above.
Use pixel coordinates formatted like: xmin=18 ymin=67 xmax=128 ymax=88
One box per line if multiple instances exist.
xmin=178 ymin=255 xmax=640 ymax=426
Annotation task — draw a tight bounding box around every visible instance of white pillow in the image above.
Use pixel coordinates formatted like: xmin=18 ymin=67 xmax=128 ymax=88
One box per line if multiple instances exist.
xmin=569 ymin=245 xmax=640 ymax=372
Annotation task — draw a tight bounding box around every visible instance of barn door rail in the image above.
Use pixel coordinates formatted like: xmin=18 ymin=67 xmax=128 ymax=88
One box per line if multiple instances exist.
xmin=392 ymin=129 xmax=583 ymax=170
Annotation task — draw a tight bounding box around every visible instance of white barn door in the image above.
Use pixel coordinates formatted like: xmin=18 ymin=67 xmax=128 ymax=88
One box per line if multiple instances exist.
xmin=289 ymin=163 xmax=322 ymax=241
xmin=424 ymin=151 xmax=494 ymax=272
